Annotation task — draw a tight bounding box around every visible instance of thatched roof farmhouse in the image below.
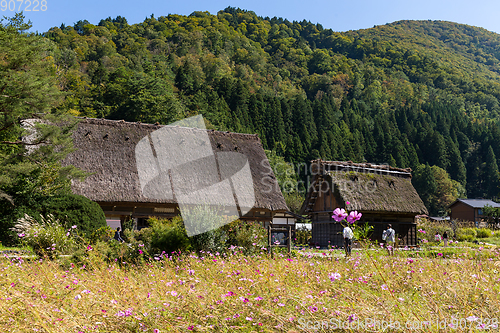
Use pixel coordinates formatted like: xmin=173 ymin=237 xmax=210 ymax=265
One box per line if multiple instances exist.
xmin=62 ymin=118 xmax=290 ymax=229
xmin=300 ymin=160 xmax=427 ymax=247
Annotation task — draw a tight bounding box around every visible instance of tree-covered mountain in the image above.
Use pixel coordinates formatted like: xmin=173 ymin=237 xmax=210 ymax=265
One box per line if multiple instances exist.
xmin=40 ymin=8 xmax=500 ymax=214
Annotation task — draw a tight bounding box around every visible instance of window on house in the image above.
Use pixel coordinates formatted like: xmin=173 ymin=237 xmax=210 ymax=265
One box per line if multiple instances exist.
xmin=478 ymin=209 xmax=483 ymax=216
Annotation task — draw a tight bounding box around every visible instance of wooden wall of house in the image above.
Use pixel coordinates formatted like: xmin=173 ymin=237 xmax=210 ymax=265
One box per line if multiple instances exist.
xmin=312 ymin=181 xmax=338 ymax=213
xmin=311 ymin=212 xmax=343 ymax=248
xmin=450 ymin=203 xmax=475 ymax=222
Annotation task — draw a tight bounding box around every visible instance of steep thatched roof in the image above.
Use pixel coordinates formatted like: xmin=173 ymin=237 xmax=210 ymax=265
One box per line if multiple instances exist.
xmin=62 ymin=118 xmax=288 ymax=212
xmin=301 ymin=160 xmax=428 ymax=215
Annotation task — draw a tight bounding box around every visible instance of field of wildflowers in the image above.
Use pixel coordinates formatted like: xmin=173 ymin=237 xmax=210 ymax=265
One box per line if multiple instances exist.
xmin=1 ymin=244 xmax=500 ymax=332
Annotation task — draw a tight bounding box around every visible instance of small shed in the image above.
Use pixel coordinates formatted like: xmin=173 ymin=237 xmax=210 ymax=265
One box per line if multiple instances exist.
xmin=449 ymin=199 xmax=500 ymax=225
xmin=62 ymin=118 xmax=290 ymax=229
xmin=300 ymin=160 xmax=428 ymax=247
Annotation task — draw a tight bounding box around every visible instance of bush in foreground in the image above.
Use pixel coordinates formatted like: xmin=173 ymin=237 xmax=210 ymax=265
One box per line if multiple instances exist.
xmin=476 ymin=228 xmax=493 ymax=238
xmin=11 ymin=214 xmax=78 ymax=258
xmin=455 ymin=227 xmax=477 ymax=242
xmin=120 ymin=217 xmax=267 ymax=257
xmin=40 ymin=194 xmax=106 ymax=238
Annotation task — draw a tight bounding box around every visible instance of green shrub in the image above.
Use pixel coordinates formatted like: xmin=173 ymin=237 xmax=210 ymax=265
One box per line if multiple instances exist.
xmin=107 ymin=214 xmax=268 ymax=256
xmin=1 ymin=194 xmax=106 ymax=244
xmin=456 ymin=227 xmax=477 ymax=242
xmin=180 ymin=205 xmax=235 ymax=253
xmin=11 ymin=214 xmax=79 ymax=258
xmin=135 ymin=227 xmax=154 ymax=245
xmin=223 ymin=220 xmax=267 ymax=254
xmin=0 ymin=201 xmax=40 ymax=245
xmin=98 ymin=230 xmax=151 ymax=265
xmin=189 ymin=227 xmax=227 ymax=253
xmin=40 ymin=194 xmax=106 ymax=238
xmin=70 ymin=239 xmax=149 ymax=266
xmin=89 ymin=226 xmax=114 ymax=243
xmin=295 ymin=227 xmax=311 ymax=245
xmin=148 ymin=216 xmax=191 ymax=255
xmin=476 ymin=228 xmax=493 ymax=238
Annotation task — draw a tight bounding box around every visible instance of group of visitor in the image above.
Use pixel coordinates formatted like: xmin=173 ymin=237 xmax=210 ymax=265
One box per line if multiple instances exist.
xmin=434 ymin=231 xmax=449 ymax=246
xmin=342 ymin=225 xmax=450 ymax=257
xmin=343 ymin=223 xmax=396 ymax=256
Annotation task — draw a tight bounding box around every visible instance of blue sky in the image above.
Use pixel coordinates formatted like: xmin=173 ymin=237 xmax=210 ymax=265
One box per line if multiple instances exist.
xmin=6 ymin=0 xmax=500 ymax=34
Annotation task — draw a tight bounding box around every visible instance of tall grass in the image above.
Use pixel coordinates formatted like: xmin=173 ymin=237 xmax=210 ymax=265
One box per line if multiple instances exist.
xmin=1 ymin=246 xmax=499 ymax=332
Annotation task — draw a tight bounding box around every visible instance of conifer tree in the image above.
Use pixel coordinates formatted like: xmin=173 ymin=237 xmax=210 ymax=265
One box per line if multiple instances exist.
xmin=0 ymin=14 xmax=84 ymax=237
xmin=485 ymin=145 xmax=500 ymax=198
xmin=446 ymin=137 xmax=467 ymax=186
xmin=0 ymin=15 xmax=80 ymax=202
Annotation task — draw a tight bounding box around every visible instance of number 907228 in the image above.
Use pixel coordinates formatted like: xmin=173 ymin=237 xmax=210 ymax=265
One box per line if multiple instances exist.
xmin=1 ymin=0 xmax=47 ymax=11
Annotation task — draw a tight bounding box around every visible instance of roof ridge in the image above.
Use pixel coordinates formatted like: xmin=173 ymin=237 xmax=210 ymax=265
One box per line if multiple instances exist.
xmin=77 ymin=117 xmax=260 ymax=138
xmin=310 ymin=159 xmax=412 ymax=175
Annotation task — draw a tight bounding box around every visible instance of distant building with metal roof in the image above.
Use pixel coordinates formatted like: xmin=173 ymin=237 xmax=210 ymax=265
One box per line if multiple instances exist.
xmin=449 ymin=199 xmax=500 ymax=224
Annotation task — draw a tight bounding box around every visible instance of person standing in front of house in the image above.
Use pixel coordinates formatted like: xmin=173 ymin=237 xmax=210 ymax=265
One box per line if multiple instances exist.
xmin=114 ymin=227 xmax=124 ymax=243
xmin=343 ymin=224 xmax=354 ymax=257
xmin=435 ymin=231 xmax=442 ymax=243
xmin=382 ymin=224 xmax=395 ymax=255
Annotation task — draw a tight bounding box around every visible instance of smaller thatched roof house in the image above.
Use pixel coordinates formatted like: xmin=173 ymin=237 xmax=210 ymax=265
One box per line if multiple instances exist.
xmin=62 ymin=118 xmax=290 ymax=229
xmin=300 ymin=160 xmax=428 ymax=247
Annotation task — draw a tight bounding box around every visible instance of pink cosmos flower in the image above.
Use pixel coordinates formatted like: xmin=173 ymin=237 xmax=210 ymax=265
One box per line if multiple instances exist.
xmin=332 ymin=208 xmax=348 ymax=222
xmin=346 ymin=211 xmax=362 ymax=223
xmin=329 ymin=272 xmax=341 ymax=281
xmin=308 ymin=306 xmax=318 ymax=313
xmin=346 ymin=201 xmax=350 ymax=205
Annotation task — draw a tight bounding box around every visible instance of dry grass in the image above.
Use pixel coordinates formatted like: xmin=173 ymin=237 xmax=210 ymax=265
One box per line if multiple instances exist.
xmin=1 ymin=247 xmax=500 ymax=332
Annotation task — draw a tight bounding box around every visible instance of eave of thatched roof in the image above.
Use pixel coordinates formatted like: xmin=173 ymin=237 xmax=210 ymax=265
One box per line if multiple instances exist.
xmin=301 ymin=160 xmax=427 ymax=215
xmin=62 ymin=118 xmax=288 ymax=212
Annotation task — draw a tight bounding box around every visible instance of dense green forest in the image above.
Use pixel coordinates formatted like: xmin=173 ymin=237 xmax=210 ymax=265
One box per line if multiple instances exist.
xmin=6 ymin=8 xmax=500 ymax=216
